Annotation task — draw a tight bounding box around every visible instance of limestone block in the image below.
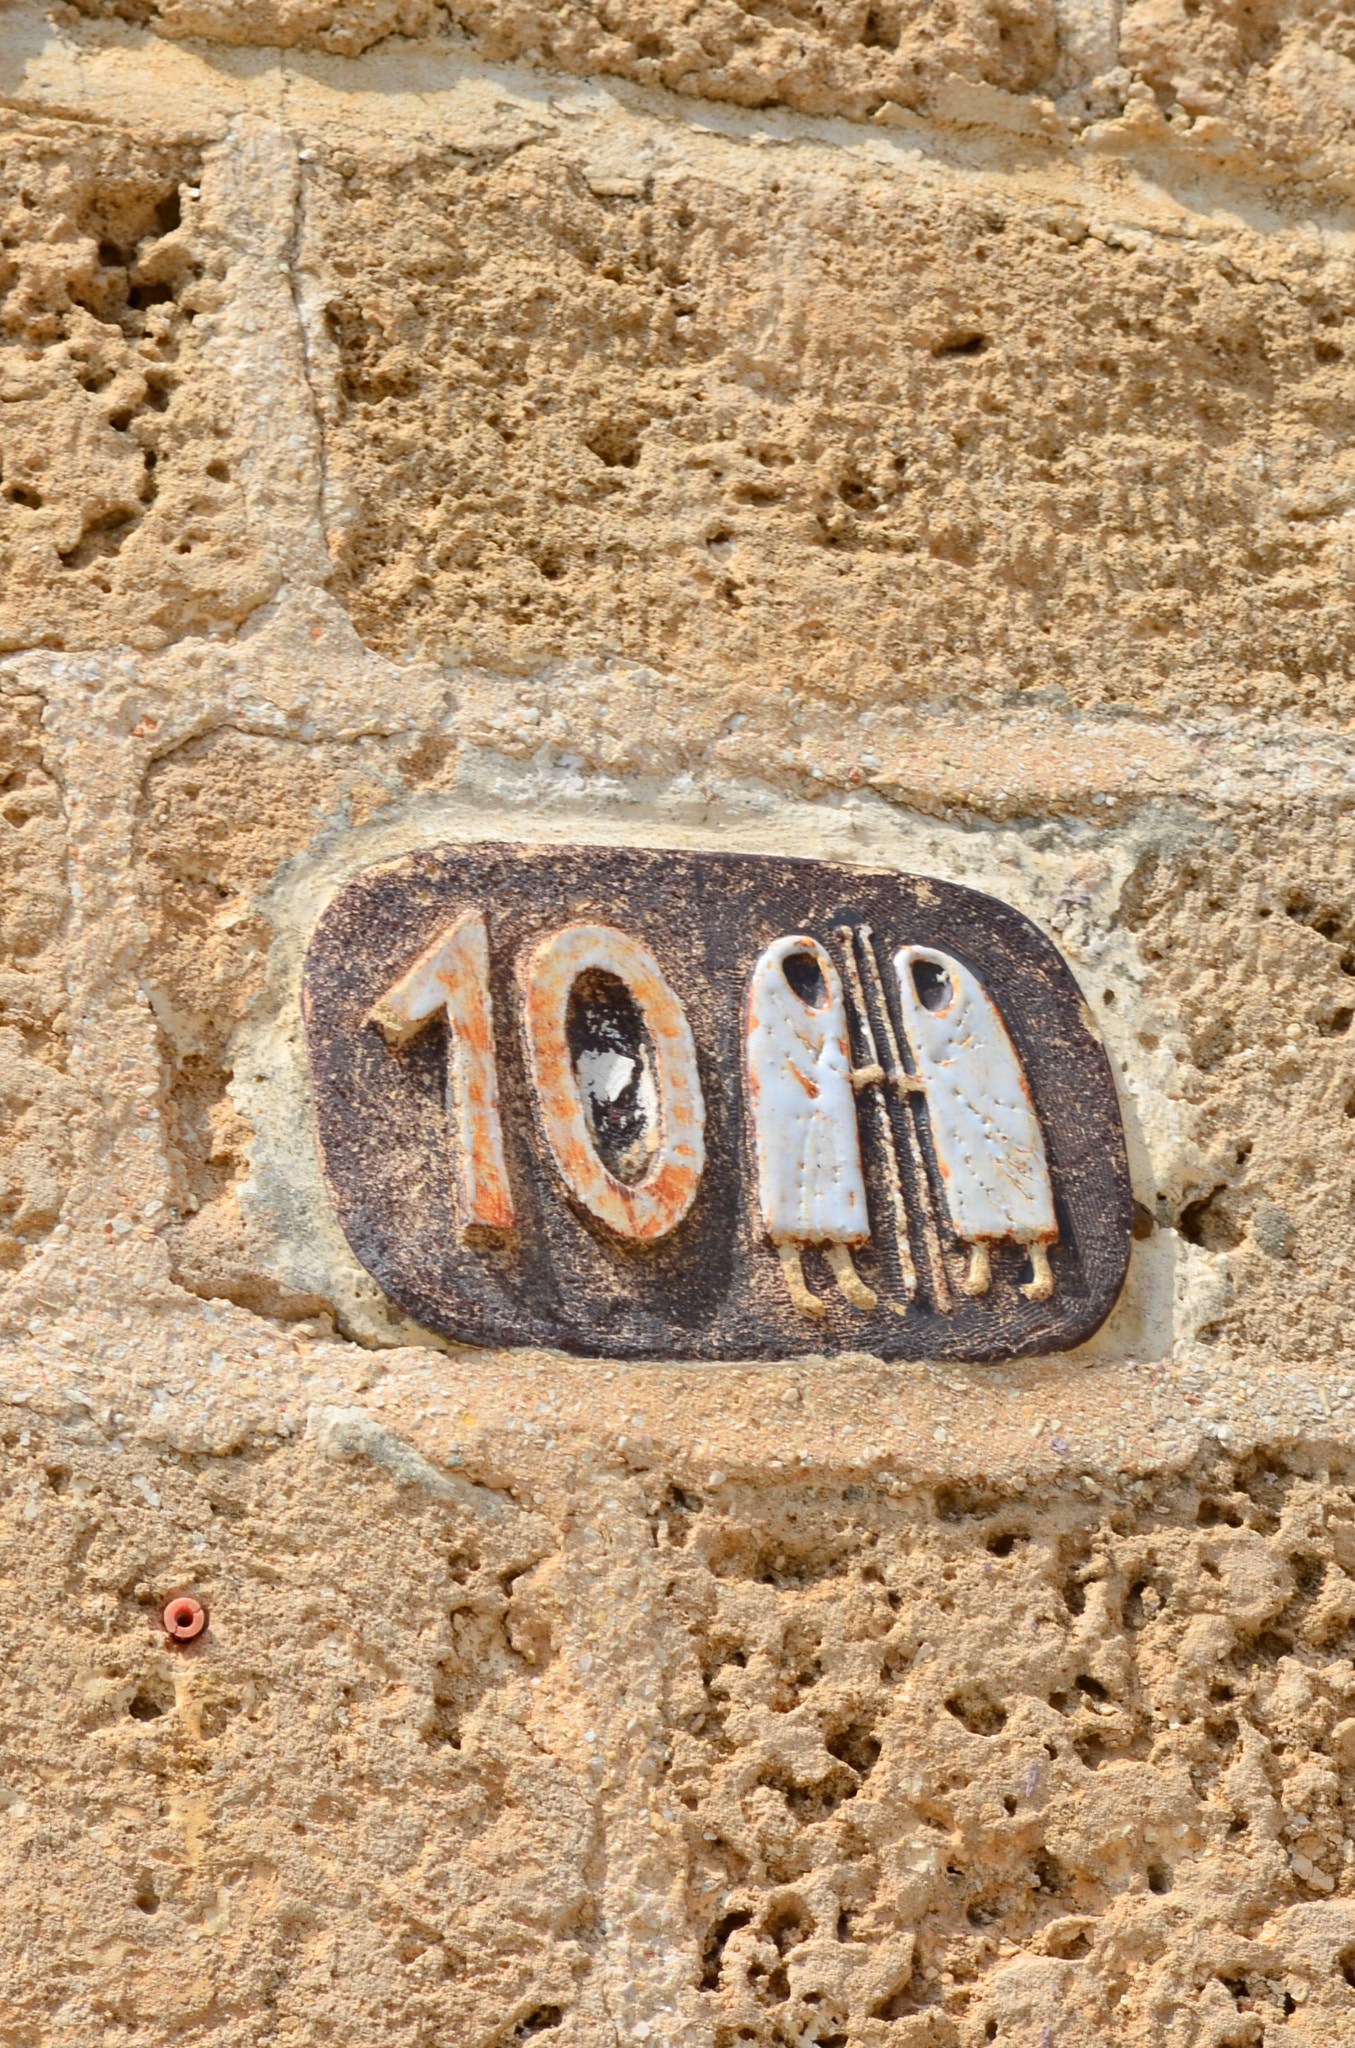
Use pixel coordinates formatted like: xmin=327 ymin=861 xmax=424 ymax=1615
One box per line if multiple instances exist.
xmin=0 ymin=15 xmax=1353 ymax=2047
xmin=63 ymin=0 xmax=1355 ymax=186
xmin=0 ymin=113 xmax=281 ymax=653
xmin=0 ymin=1378 xmax=1352 ymax=2042
xmin=0 ymin=691 xmax=83 ymax=1266
xmin=303 ymin=138 xmax=1355 ymax=725
xmin=71 ymin=0 xmax=449 ymax=57
xmin=135 ymin=720 xmax=463 ymax=1318
xmin=70 ymin=0 xmax=1063 ymax=106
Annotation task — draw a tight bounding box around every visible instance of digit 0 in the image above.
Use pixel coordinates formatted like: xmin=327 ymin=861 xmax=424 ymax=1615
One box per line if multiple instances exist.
xmin=519 ymin=923 xmax=705 ymax=1241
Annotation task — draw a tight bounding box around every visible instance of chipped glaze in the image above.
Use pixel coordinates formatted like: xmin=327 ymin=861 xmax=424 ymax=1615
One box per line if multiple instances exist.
xmin=519 ymin=923 xmax=705 ymax=1241
xmin=745 ymin=934 xmax=871 ymax=1248
xmin=892 ymin=943 xmax=1057 ymax=1257
xmin=367 ymin=907 xmax=516 ymax=1240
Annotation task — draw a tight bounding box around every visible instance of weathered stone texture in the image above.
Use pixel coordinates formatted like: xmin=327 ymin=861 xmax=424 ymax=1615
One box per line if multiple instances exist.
xmin=65 ymin=0 xmax=444 ymax=53
xmin=0 ymin=690 xmax=82 ymax=1267
xmin=137 ymin=724 xmax=460 ymax=1317
xmin=313 ymin=144 xmax=1355 ymax=721
xmin=3 ymin=4 xmax=1355 ymax=2044
xmin=65 ymin=0 xmax=1355 ymax=184
xmin=1113 ymin=807 xmax=1355 ymax=1362
xmin=0 ymin=116 xmax=277 ymax=653
xmin=6 ymin=1375 xmax=1355 ymax=2045
xmin=0 ymin=1409 xmax=595 ymax=2044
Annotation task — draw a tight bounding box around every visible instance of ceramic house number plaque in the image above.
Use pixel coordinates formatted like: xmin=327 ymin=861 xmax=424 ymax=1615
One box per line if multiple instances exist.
xmin=303 ymin=844 xmax=1132 ymax=1361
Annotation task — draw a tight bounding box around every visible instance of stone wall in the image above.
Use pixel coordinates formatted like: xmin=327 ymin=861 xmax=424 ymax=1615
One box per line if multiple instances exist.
xmin=2 ymin=4 xmax=1355 ymax=2042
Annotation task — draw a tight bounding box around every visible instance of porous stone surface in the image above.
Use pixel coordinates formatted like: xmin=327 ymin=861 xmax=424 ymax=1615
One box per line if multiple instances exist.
xmin=61 ymin=0 xmax=1355 ymax=187
xmin=0 ymin=114 xmax=287 ymax=652
xmin=2 ymin=2 xmax=1355 ymax=2043
xmin=65 ymin=0 xmax=444 ymax=55
xmin=313 ymin=139 xmax=1355 ymax=721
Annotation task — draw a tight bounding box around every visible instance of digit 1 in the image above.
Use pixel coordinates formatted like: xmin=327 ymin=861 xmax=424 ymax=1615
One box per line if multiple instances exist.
xmin=367 ymin=907 xmax=516 ymax=1242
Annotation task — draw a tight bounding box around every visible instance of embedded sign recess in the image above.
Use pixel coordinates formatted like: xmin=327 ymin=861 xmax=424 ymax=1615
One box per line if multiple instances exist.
xmin=303 ymin=844 xmax=1132 ymax=1361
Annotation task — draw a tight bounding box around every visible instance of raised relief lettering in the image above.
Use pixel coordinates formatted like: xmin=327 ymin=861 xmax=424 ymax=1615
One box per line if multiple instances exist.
xmin=305 ymin=844 xmax=1131 ymax=1359
xmin=367 ymin=907 xmax=516 ymax=1241
xmin=518 ymin=922 xmax=705 ymax=1242
xmin=892 ymin=944 xmax=1058 ymax=1301
xmin=745 ymin=934 xmax=878 ymax=1318
xmin=837 ymin=922 xmax=954 ymax=1316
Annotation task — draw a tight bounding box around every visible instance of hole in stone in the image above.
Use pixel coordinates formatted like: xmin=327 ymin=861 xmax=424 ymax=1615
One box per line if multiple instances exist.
xmin=515 ymin=2007 xmax=563 ymax=2037
xmin=826 ymin=1721 xmax=881 ymax=1779
xmin=1075 ymin=1675 xmax=1109 ymax=1704
xmin=3 ymin=484 xmax=41 ymax=509
xmin=566 ymin=968 xmax=658 ymax=1185
xmin=134 ymin=1876 xmax=159 ymax=1913
xmin=987 ymin=1530 xmax=1028 ymax=1557
xmin=584 ymin=424 xmax=641 ymax=468
xmin=767 ymin=1903 xmax=809 ymax=1954
xmin=128 ymin=1691 xmax=165 ymax=1721
xmin=782 ymin=948 xmax=828 ymax=1009
xmin=1179 ymin=1186 xmax=1240 ymax=1249
xmin=701 ymin=1909 xmax=752 ymax=1989
xmin=1147 ymin=1866 xmax=1171 ymax=1894
xmin=933 ymin=333 xmax=987 ymax=358
xmin=1125 ymin=1579 xmax=1157 ymax=1627
xmin=1048 ymin=1924 xmax=1092 ymax=1959
xmin=762 ymin=1963 xmax=790 ymax=2001
xmin=945 ymin=1690 xmax=1007 ymax=1736
xmin=912 ymin=959 xmax=953 ymax=1012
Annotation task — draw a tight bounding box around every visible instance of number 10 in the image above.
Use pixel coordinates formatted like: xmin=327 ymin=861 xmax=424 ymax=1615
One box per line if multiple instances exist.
xmin=367 ymin=912 xmax=706 ymax=1245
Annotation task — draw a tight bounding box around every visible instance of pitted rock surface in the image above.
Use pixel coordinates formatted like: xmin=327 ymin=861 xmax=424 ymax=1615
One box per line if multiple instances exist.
xmin=1 ymin=3 xmax=1354 ymax=2043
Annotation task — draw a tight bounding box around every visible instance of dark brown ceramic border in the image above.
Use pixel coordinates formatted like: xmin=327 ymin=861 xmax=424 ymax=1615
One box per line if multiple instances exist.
xmin=303 ymin=843 xmax=1133 ymax=1361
